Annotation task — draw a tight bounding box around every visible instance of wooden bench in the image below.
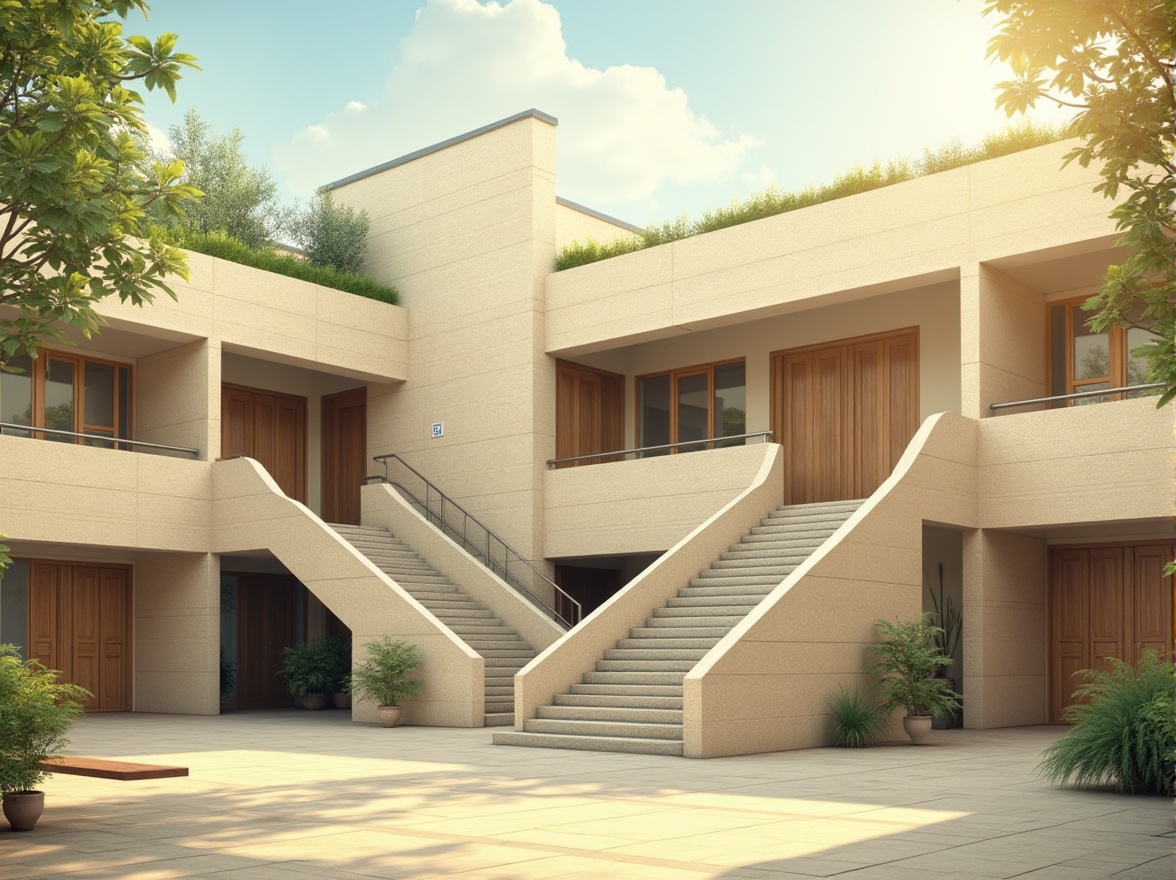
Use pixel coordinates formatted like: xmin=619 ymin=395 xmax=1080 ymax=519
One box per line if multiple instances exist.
xmin=39 ymin=756 xmax=189 ymax=781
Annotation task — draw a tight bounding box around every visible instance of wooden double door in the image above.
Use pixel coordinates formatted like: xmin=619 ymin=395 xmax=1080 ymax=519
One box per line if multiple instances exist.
xmin=1049 ymin=543 xmax=1173 ymax=722
xmin=222 ymin=385 xmax=308 ymax=502
xmin=773 ymin=329 xmax=919 ymax=504
xmin=29 ymin=562 xmax=131 ymax=712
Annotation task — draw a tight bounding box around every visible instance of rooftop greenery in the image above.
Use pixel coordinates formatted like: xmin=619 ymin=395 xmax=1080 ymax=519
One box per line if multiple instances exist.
xmin=555 ymin=121 xmax=1068 ymax=272
xmin=163 ymin=228 xmax=400 ymax=305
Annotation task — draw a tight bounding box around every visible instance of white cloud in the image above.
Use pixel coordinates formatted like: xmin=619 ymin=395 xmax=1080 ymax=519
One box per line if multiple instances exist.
xmin=344 ymin=101 xmax=367 ymax=114
xmin=145 ymin=121 xmax=172 ymax=155
xmin=275 ymin=0 xmax=760 ymax=214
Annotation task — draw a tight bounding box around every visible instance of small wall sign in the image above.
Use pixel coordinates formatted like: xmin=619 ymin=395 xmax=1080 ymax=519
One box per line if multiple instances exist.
xmin=431 ymin=421 xmax=444 ymax=438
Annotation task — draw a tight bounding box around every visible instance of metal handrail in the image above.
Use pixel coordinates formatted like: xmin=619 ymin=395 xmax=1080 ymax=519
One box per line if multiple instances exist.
xmin=546 ymin=430 xmax=775 ymax=468
xmin=990 ymin=383 xmax=1163 ymax=411
xmin=371 ymin=453 xmax=581 ymax=628
xmin=0 ymin=421 xmax=200 ymax=456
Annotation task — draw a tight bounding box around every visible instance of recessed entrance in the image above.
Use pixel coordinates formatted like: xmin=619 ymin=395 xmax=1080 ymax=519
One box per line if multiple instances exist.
xmin=221 ymin=384 xmax=308 ymax=502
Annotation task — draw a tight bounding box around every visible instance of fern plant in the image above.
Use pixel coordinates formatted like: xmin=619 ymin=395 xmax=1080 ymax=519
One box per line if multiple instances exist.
xmin=1039 ymin=651 xmax=1174 ymax=795
xmin=827 ymin=685 xmax=888 ymax=747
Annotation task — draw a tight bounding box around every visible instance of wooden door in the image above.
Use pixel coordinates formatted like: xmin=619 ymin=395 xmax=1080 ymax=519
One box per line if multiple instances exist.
xmin=774 ymin=328 xmax=918 ymax=504
xmin=322 ymin=387 xmax=367 ymax=525
xmin=221 ymin=385 xmax=307 ymax=502
xmin=1049 ymin=543 xmax=1174 ymax=722
xmin=237 ymin=575 xmax=296 ymax=709
xmin=555 ymin=360 xmax=624 ymax=465
xmin=27 ymin=562 xmax=130 ymax=712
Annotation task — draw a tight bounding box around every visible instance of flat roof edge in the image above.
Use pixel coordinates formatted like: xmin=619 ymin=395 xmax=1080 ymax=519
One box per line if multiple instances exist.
xmin=325 ymin=109 xmax=559 ymax=191
xmin=555 ymin=197 xmax=643 ymax=234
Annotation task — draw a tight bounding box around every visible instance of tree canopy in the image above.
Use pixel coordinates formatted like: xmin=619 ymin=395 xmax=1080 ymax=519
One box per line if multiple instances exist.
xmin=985 ymin=0 xmax=1176 ymax=405
xmin=0 ymin=0 xmax=199 ymax=368
xmin=288 ymin=189 xmax=370 ymax=275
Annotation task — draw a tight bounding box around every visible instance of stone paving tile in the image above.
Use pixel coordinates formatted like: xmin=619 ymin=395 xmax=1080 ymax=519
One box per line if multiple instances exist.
xmin=1 ymin=713 xmax=1168 ymax=879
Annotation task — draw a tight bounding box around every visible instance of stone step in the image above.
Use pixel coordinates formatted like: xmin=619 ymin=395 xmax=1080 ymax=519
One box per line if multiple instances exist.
xmin=484 ymin=713 xmax=514 ymax=727
xmin=603 ymin=647 xmax=710 ymax=661
xmin=667 ymin=593 xmax=765 ymax=607
xmin=618 ymin=636 xmax=722 ymax=649
xmin=568 ymin=683 xmax=683 ymax=697
xmin=633 ymin=623 xmax=732 ymax=636
xmin=738 ymin=529 xmax=837 ymax=545
xmin=428 ymin=607 xmax=497 ymax=619
xmin=696 ymin=565 xmax=794 ymax=578
xmin=649 ymin=606 xmax=750 ymax=620
xmin=685 ymin=575 xmax=779 ymax=589
xmin=583 ymin=670 xmax=685 ymax=686
xmin=554 ymin=693 xmax=683 ymax=710
xmin=479 ymin=649 xmax=537 ymax=659
xmin=485 ymin=686 xmax=515 ymax=698
xmin=595 ymin=659 xmax=697 ymax=673
xmin=537 ymin=705 xmax=684 ymax=724
xmin=707 ymin=559 xmax=805 ymax=572
xmin=678 ymin=584 xmax=775 ymax=599
xmin=524 ymin=718 xmax=683 ymax=741
xmin=492 ymin=731 xmax=683 ymax=757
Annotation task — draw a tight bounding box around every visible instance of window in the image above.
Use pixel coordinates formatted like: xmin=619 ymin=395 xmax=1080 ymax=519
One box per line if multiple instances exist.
xmin=0 ymin=352 xmax=132 ymax=446
xmin=1048 ymin=300 xmax=1156 ymax=406
xmin=637 ymin=360 xmax=745 ymax=455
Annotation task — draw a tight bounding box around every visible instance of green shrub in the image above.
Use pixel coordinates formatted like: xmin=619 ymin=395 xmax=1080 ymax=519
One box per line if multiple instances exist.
xmin=870 ymin=615 xmax=961 ymax=718
xmin=554 ymin=120 xmax=1067 ymax=271
xmin=162 ymin=228 xmax=399 ymax=305
xmin=0 ymin=645 xmax=91 ymax=794
xmin=1039 ymin=650 xmax=1174 ymax=795
xmin=278 ymin=640 xmax=338 ymax=699
xmin=347 ymin=637 xmax=425 ymax=708
xmin=826 ymin=684 xmax=888 ymax=747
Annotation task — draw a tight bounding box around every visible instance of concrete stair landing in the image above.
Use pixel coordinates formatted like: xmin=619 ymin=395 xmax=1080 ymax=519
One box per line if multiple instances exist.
xmin=493 ymin=499 xmax=862 ymax=755
xmin=331 ymin=523 xmax=538 ymax=726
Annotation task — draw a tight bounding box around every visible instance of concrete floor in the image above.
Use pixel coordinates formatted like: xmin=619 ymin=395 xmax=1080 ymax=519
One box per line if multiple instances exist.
xmin=1 ymin=712 xmax=1171 ymax=879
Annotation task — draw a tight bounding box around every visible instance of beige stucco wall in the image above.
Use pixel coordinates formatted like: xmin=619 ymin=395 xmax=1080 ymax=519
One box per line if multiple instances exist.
xmin=555 ymin=200 xmax=641 ymax=251
xmin=332 ymin=113 xmax=558 ymax=567
xmin=212 ymin=457 xmax=484 ymax=727
xmin=544 ymin=443 xmax=779 ymax=558
xmin=135 ymin=553 xmax=220 ymax=714
xmin=546 ymin=141 xmax=1110 ymax=357
xmin=137 ymin=338 xmax=220 ymax=460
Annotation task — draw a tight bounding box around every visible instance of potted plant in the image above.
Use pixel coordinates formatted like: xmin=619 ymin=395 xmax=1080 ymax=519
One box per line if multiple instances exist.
xmin=0 ymin=644 xmax=91 ymax=831
xmin=278 ymin=640 xmax=337 ymax=710
xmin=322 ymin=633 xmax=353 ymax=710
xmin=870 ymin=615 xmax=961 ymax=745
xmin=927 ymin=563 xmax=962 ymax=728
xmin=347 ymin=637 xmax=425 ymax=727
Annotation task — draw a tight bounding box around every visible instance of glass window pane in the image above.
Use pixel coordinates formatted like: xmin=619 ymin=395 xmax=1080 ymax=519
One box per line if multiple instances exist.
xmin=45 ymin=358 xmax=76 ymax=441
xmin=0 ymin=559 xmax=29 ymax=657
xmin=84 ymin=361 xmax=115 ymax=428
xmin=0 ymin=354 xmax=34 ymax=437
xmin=638 ymin=375 xmax=670 ymax=456
xmin=1125 ymin=326 xmax=1156 ymax=390
xmin=1072 ymin=381 xmax=1109 ymax=406
xmin=118 ymin=366 xmax=130 ymax=439
xmin=713 ymin=362 xmax=746 ymax=439
xmin=676 ymin=373 xmax=709 ymax=449
xmin=1071 ymin=307 xmax=1109 ymax=382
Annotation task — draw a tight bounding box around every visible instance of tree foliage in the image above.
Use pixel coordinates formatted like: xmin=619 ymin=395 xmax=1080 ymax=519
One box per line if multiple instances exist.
xmin=985 ymin=0 xmax=1176 ymax=405
xmin=289 ymin=189 xmax=370 ymax=275
xmin=157 ymin=107 xmax=282 ymax=249
xmin=0 ymin=0 xmax=199 ymax=368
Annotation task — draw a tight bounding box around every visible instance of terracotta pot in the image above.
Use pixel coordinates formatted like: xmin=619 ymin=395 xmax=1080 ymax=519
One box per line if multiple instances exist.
xmin=3 ymin=790 xmax=45 ymax=832
xmin=301 ymin=693 xmax=327 ymax=711
xmin=377 ymin=705 xmax=402 ymax=728
xmin=332 ymin=692 xmax=352 ymax=710
xmin=902 ymin=715 xmax=933 ymax=745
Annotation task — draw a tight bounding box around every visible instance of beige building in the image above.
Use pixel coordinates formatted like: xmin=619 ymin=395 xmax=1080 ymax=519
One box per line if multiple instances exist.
xmin=0 ymin=110 xmax=1171 ymax=756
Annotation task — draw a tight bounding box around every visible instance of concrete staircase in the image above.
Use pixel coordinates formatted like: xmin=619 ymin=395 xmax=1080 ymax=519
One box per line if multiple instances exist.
xmin=331 ymin=523 xmax=538 ymax=726
xmin=492 ymin=499 xmax=862 ymax=755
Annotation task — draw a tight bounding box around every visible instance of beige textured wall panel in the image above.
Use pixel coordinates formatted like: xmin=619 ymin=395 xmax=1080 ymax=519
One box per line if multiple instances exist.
xmin=979 ymin=399 xmax=1172 ymax=527
xmin=212 ymin=457 xmax=484 ymax=727
xmin=555 ymin=201 xmax=639 ymax=249
xmin=516 ymin=445 xmax=783 ymax=726
xmin=137 ymin=339 xmax=216 ymax=458
xmin=135 ymin=553 xmax=220 ymax=715
xmin=544 ymin=445 xmax=774 ymax=557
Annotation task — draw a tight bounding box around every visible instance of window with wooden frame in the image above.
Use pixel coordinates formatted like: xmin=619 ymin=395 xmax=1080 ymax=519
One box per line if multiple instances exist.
xmin=0 ymin=351 xmax=132 ymax=447
xmin=1048 ymin=298 xmax=1157 ymax=405
xmin=636 ymin=359 xmax=746 ymax=456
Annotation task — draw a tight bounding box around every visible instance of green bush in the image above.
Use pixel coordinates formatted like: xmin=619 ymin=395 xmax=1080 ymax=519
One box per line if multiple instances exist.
xmin=162 ymin=228 xmax=399 ymax=305
xmin=0 ymin=645 xmax=91 ymax=794
xmin=278 ymin=640 xmax=338 ymax=699
xmin=870 ymin=615 xmax=961 ymax=718
xmin=347 ymin=637 xmax=425 ymax=708
xmin=826 ymin=684 xmax=888 ymax=747
xmin=1039 ymin=650 xmax=1174 ymax=795
xmin=554 ymin=121 xmax=1067 ymax=271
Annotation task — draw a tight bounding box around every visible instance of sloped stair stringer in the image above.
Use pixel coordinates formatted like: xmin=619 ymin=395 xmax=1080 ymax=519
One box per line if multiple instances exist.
xmin=212 ymin=457 xmax=484 ymax=727
xmin=683 ymin=412 xmax=980 ymax=758
xmin=511 ymin=443 xmax=785 ymax=732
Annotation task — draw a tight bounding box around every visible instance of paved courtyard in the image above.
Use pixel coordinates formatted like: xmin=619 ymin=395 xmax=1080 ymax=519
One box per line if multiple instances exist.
xmin=1 ymin=712 xmax=1170 ymax=879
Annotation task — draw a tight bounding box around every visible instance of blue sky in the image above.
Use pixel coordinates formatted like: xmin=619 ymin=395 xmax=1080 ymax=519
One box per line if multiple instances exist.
xmin=135 ymin=0 xmax=1063 ymax=227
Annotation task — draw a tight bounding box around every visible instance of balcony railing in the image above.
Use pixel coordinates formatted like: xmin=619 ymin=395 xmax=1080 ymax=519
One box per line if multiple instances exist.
xmin=989 ymin=383 xmax=1163 ymax=412
xmin=546 ymin=430 xmax=775 ymax=469
xmin=0 ymin=422 xmax=200 ymax=456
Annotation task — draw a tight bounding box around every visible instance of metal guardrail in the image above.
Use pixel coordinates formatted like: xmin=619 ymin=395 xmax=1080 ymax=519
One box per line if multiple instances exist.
xmin=989 ymin=383 xmax=1163 ymax=412
xmin=0 ymin=421 xmax=200 ymax=456
xmin=546 ymin=430 xmax=775 ymax=469
xmin=370 ymin=453 xmax=580 ymax=629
